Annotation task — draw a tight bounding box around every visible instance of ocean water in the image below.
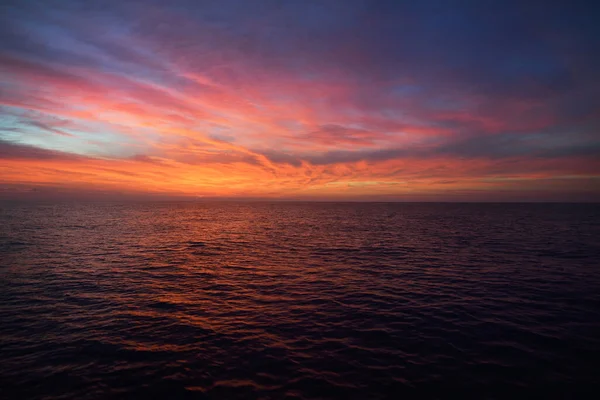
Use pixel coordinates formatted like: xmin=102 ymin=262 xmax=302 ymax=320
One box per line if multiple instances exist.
xmin=1 ymin=202 xmax=599 ymax=399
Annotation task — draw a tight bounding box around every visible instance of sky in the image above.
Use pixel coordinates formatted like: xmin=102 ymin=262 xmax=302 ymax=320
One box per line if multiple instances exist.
xmin=1 ymin=0 xmax=599 ymax=201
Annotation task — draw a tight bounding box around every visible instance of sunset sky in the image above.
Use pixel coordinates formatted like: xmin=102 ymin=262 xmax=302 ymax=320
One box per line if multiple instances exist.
xmin=1 ymin=0 xmax=599 ymax=201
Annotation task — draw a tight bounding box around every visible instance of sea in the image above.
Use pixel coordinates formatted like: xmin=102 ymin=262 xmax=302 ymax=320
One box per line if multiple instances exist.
xmin=1 ymin=202 xmax=599 ymax=399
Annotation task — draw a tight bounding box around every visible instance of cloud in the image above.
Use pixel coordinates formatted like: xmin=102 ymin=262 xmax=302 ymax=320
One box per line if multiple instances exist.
xmin=296 ymin=124 xmax=386 ymax=148
xmin=21 ymin=120 xmax=73 ymax=137
xmin=0 ymin=140 xmax=84 ymax=161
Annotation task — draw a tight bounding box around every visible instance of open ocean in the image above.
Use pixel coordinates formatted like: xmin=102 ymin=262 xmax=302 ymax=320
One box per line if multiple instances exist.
xmin=1 ymin=202 xmax=599 ymax=399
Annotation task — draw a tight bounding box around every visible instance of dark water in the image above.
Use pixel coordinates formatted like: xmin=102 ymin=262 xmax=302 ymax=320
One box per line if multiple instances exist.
xmin=1 ymin=202 xmax=599 ymax=399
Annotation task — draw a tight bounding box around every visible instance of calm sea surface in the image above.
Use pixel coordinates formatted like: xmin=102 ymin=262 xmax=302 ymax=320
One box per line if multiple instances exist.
xmin=1 ymin=202 xmax=599 ymax=399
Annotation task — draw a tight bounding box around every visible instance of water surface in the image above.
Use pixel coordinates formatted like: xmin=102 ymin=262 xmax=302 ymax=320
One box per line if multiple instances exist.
xmin=1 ymin=202 xmax=599 ymax=399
